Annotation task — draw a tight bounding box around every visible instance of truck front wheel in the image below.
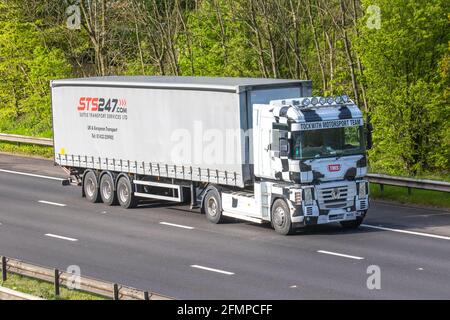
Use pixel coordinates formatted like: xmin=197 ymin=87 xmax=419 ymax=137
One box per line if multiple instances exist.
xmin=271 ymin=199 xmax=295 ymax=235
xmin=84 ymin=171 xmax=101 ymax=203
xmin=117 ymin=176 xmax=138 ymax=209
xmin=100 ymin=173 xmax=118 ymax=206
xmin=204 ymin=189 xmax=224 ymax=224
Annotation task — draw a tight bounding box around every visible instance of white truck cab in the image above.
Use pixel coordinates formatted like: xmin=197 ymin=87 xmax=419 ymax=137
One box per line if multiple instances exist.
xmin=221 ymin=95 xmax=370 ymax=234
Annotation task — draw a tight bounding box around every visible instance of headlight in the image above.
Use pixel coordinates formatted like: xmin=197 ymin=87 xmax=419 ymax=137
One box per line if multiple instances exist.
xmin=303 ymin=188 xmax=314 ymax=205
xmin=302 ymin=98 xmax=311 ymax=106
xmin=358 ymin=182 xmax=367 ymax=197
xmin=319 ymin=97 xmax=326 ymax=105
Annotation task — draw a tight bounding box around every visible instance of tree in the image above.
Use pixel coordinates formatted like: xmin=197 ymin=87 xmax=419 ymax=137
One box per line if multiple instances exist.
xmin=358 ymin=0 xmax=449 ymax=174
xmin=0 ymin=1 xmax=72 ymax=136
xmin=177 ymin=0 xmax=260 ymax=77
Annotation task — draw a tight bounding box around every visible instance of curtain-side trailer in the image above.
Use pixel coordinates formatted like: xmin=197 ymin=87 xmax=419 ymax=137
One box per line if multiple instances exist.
xmin=51 ymin=76 xmax=370 ymax=235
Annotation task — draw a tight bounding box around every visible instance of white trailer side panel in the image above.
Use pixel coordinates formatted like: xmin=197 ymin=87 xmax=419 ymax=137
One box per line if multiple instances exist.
xmin=52 ymin=85 xmax=247 ymax=187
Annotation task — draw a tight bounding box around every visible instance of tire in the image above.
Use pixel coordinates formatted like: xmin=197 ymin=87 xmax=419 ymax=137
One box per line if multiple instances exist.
xmin=340 ymin=217 xmax=363 ymax=229
xmin=116 ymin=176 xmax=138 ymax=209
xmin=204 ymin=188 xmax=224 ymax=224
xmin=100 ymin=173 xmax=118 ymax=206
xmin=83 ymin=171 xmax=101 ymax=203
xmin=271 ymin=199 xmax=295 ymax=235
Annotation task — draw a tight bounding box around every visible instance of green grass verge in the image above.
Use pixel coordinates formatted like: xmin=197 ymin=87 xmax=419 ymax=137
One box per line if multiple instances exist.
xmin=370 ymin=182 xmax=450 ymax=209
xmin=0 ymin=141 xmax=53 ymax=158
xmin=1 ymin=272 xmax=106 ymax=300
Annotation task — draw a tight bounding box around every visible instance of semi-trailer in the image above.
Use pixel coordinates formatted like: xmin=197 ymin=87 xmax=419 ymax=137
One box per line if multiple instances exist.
xmin=51 ymin=76 xmax=370 ymax=235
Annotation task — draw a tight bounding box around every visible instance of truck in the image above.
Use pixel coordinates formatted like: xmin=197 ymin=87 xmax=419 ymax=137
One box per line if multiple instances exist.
xmin=51 ymin=76 xmax=371 ymax=235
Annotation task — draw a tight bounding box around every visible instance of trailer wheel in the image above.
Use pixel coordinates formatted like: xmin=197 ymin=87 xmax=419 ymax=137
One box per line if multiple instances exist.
xmin=100 ymin=173 xmax=118 ymax=206
xmin=117 ymin=176 xmax=138 ymax=209
xmin=271 ymin=199 xmax=294 ymax=235
xmin=83 ymin=171 xmax=101 ymax=203
xmin=204 ymin=189 xmax=224 ymax=224
xmin=340 ymin=217 xmax=363 ymax=229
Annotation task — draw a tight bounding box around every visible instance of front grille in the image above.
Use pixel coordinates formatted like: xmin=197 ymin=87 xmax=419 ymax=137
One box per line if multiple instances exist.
xmin=318 ymin=185 xmax=353 ymax=209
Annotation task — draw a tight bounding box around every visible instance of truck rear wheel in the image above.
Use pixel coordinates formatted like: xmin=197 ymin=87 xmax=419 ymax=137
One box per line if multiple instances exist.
xmin=272 ymin=199 xmax=294 ymax=235
xmin=204 ymin=189 xmax=224 ymax=224
xmin=84 ymin=171 xmax=101 ymax=203
xmin=117 ymin=176 xmax=138 ymax=209
xmin=100 ymin=173 xmax=118 ymax=206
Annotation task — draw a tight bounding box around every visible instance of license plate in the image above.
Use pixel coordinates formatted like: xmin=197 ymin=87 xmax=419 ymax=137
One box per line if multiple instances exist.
xmin=329 ymin=214 xmax=345 ymax=221
xmin=346 ymin=212 xmax=356 ymax=219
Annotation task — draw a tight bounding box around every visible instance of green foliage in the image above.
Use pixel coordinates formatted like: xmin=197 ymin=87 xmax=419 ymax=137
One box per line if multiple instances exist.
xmin=178 ymin=0 xmax=260 ymax=77
xmin=358 ymin=0 xmax=449 ymax=175
xmin=0 ymin=4 xmax=72 ymax=137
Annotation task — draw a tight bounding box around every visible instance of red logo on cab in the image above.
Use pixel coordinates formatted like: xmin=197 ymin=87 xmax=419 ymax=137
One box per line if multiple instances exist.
xmin=328 ymin=164 xmax=341 ymax=172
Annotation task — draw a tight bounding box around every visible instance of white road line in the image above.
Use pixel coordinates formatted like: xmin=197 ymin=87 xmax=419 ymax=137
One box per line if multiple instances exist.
xmin=405 ymin=212 xmax=450 ymax=218
xmin=317 ymin=250 xmax=364 ymax=260
xmin=38 ymin=200 xmax=67 ymax=207
xmin=44 ymin=233 xmax=78 ymax=242
xmin=190 ymin=265 xmax=235 ymax=275
xmin=0 ymin=169 xmax=65 ymax=181
xmin=159 ymin=222 xmax=194 ymax=230
xmin=362 ymin=224 xmax=450 ymax=241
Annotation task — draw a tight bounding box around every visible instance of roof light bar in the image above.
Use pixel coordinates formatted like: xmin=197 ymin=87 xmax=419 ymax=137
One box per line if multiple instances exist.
xmin=302 ymin=98 xmax=311 ymax=106
xmin=274 ymin=95 xmax=353 ymax=109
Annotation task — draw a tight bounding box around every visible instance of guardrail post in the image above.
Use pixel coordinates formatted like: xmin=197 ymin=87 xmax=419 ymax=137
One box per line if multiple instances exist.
xmin=1 ymin=256 xmax=7 ymax=281
xmin=113 ymin=283 xmax=119 ymax=300
xmin=407 ymin=187 xmax=412 ymax=196
xmin=379 ymin=184 xmax=384 ymax=194
xmin=143 ymin=291 xmax=150 ymax=300
xmin=54 ymin=269 xmax=60 ymax=296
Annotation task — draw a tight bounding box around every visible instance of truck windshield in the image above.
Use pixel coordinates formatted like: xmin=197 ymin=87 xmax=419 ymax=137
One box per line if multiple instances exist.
xmin=291 ymin=126 xmax=365 ymax=160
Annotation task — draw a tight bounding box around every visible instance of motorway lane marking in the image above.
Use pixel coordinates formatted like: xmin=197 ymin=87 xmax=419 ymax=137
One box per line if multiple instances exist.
xmin=159 ymin=222 xmax=194 ymax=230
xmin=362 ymin=224 xmax=450 ymax=241
xmin=317 ymin=250 xmax=364 ymax=260
xmin=38 ymin=200 xmax=67 ymax=207
xmin=404 ymin=212 xmax=450 ymax=218
xmin=0 ymin=169 xmax=65 ymax=181
xmin=190 ymin=265 xmax=235 ymax=275
xmin=44 ymin=233 xmax=78 ymax=242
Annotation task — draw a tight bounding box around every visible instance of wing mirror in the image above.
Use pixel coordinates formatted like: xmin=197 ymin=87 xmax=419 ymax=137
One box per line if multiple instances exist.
xmin=279 ymin=137 xmax=289 ymax=157
xmin=272 ymin=129 xmax=289 ymax=157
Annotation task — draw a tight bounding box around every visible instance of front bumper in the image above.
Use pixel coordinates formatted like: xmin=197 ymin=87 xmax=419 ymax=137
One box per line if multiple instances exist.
xmin=292 ymin=208 xmax=367 ymax=226
xmin=289 ymin=182 xmax=369 ymax=225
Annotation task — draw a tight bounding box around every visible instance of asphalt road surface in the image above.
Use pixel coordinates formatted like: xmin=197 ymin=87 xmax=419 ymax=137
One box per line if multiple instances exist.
xmin=0 ymin=153 xmax=449 ymax=299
